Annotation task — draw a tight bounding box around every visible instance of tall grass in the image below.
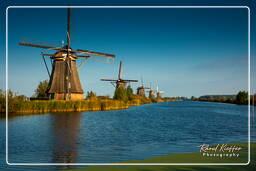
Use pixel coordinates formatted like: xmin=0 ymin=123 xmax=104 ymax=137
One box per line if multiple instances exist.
xmin=0 ymin=99 xmax=129 ymax=114
xmin=0 ymin=89 xmax=175 ymax=114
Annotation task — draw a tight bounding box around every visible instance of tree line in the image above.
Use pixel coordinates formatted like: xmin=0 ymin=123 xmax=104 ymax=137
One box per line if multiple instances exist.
xmin=194 ymin=91 xmax=256 ymax=105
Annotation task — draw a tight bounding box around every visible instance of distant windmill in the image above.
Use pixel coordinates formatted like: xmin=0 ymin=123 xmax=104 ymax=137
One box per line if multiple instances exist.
xmin=101 ymin=61 xmax=138 ymax=88
xmin=156 ymin=85 xmax=164 ymax=98
xmin=19 ymin=8 xmax=115 ymax=100
xmin=147 ymin=82 xmax=155 ymax=98
xmin=137 ymin=77 xmax=150 ymax=96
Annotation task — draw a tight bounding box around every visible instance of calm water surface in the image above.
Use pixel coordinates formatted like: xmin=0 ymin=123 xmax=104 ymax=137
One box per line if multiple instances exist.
xmin=0 ymin=101 xmax=255 ymax=170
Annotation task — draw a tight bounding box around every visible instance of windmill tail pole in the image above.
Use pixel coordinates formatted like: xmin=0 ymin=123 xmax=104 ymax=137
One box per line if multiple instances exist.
xmin=118 ymin=61 xmax=123 ymax=80
xmin=41 ymin=53 xmax=50 ymax=78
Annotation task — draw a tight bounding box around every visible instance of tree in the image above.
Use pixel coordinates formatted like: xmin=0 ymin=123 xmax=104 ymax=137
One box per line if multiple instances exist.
xmin=86 ymin=91 xmax=97 ymax=99
xmin=113 ymin=87 xmax=128 ymax=101
xmin=34 ymin=80 xmax=49 ymax=98
xmin=126 ymin=85 xmax=133 ymax=100
xmin=236 ymin=91 xmax=248 ymax=105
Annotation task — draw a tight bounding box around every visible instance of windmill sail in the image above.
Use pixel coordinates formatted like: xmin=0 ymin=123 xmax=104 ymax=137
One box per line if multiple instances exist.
xmin=19 ymin=8 xmax=116 ymax=100
xmin=100 ymin=61 xmax=137 ymax=88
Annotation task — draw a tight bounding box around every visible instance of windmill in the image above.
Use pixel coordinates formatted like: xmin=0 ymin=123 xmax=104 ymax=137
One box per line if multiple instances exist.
xmin=19 ymin=8 xmax=115 ymax=100
xmin=136 ymin=77 xmax=150 ymax=96
xmin=147 ymin=82 xmax=155 ymax=98
xmin=101 ymin=61 xmax=138 ymax=88
xmin=156 ymin=85 xmax=164 ymax=98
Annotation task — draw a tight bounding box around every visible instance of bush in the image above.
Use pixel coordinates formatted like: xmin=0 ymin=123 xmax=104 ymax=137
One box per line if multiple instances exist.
xmin=127 ymin=85 xmax=133 ymax=100
xmin=236 ymin=91 xmax=248 ymax=105
xmin=113 ymin=87 xmax=128 ymax=102
xmin=86 ymin=91 xmax=97 ymax=100
xmin=34 ymin=80 xmax=49 ymax=98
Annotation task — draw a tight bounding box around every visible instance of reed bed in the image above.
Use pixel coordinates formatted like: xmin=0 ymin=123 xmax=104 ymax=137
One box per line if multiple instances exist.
xmin=1 ymin=99 xmax=129 ymax=114
xmin=0 ymin=90 xmax=175 ymax=114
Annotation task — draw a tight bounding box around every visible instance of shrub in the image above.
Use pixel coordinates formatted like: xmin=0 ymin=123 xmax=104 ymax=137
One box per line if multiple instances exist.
xmin=236 ymin=91 xmax=248 ymax=105
xmin=113 ymin=87 xmax=128 ymax=102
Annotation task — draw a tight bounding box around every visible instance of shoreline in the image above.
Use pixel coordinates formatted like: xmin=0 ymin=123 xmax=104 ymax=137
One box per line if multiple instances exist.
xmin=1 ymin=98 xmax=175 ymax=116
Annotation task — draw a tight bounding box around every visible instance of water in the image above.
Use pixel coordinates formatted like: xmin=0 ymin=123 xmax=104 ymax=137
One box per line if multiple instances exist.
xmin=0 ymin=101 xmax=255 ymax=170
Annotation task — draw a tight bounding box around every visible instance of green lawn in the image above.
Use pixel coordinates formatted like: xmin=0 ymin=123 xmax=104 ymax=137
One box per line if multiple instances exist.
xmin=68 ymin=143 xmax=256 ymax=171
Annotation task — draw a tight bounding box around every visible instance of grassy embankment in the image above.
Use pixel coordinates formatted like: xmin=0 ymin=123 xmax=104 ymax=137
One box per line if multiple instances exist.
xmin=0 ymin=95 xmax=174 ymax=115
xmin=68 ymin=142 xmax=256 ymax=171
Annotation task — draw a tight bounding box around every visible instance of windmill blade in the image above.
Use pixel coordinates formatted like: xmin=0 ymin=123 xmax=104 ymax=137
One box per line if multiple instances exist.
xmin=101 ymin=79 xmax=118 ymax=82
xmin=19 ymin=42 xmax=62 ymax=50
xmin=118 ymin=61 xmax=122 ymax=80
xmin=41 ymin=53 xmax=89 ymax=58
xmin=67 ymin=8 xmax=71 ymax=48
xmin=75 ymin=49 xmax=115 ymax=58
xmin=141 ymin=77 xmax=144 ymax=86
xmin=41 ymin=53 xmax=55 ymax=56
xmin=76 ymin=55 xmax=90 ymax=58
xmin=122 ymin=79 xmax=138 ymax=82
xmin=20 ymin=38 xmax=61 ymax=47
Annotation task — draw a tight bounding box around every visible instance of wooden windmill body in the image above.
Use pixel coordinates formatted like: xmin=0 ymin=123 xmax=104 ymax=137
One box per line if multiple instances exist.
xmin=20 ymin=9 xmax=115 ymax=100
xmin=101 ymin=61 xmax=138 ymax=89
xmin=137 ymin=86 xmax=146 ymax=96
xmin=146 ymin=83 xmax=156 ymax=98
xmin=47 ymin=50 xmax=84 ymax=100
xmin=148 ymin=90 xmax=155 ymax=98
xmin=136 ymin=78 xmax=149 ymax=96
xmin=156 ymin=85 xmax=164 ymax=98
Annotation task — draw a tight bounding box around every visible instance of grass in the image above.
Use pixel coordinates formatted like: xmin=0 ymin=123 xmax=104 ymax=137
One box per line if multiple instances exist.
xmin=1 ymin=99 xmax=129 ymax=114
xmin=67 ymin=142 xmax=256 ymax=171
xmin=0 ymin=93 xmax=175 ymax=114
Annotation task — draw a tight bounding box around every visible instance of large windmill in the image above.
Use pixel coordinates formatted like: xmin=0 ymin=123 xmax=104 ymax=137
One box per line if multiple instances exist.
xmin=100 ymin=61 xmax=138 ymax=88
xmin=136 ymin=77 xmax=150 ymax=96
xmin=19 ymin=8 xmax=115 ymax=100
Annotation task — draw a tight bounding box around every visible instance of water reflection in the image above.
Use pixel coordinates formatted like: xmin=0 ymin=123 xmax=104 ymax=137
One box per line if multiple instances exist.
xmin=50 ymin=112 xmax=81 ymax=164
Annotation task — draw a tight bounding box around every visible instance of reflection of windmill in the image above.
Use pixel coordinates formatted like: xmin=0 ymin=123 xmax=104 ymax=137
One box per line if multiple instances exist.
xmin=156 ymin=85 xmax=164 ymax=98
xmin=52 ymin=112 xmax=81 ymax=164
xmin=137 ymin=77 xmax=149 ymax=96
xmin=19 ymin=8 xmax=115 ymax=100
xmin=101 ymin=61 xmax=138 ymax=88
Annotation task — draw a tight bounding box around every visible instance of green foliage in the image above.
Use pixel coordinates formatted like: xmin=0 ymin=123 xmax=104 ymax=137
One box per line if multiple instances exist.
xmin=0 ymin=89 xmax=5 ymax=113
xmin=34 ymin=80 xmax=49 ymax=98
xmin=86 ymin=91 xmax=97 ymax=99
xmin=236 ymin=91 xmax=248 ymax=105
xmin=127 ymin=85 xmax=133 ymax=100
xmin=1 ymin=98 xmax=128 ymax=114
xmin=0 ymin=89 xmax=29 ymax=113
xmin=97 ymin=95 xmax=111 ymax=100
xmin=113 ymin=87 xmax=128 ymax=101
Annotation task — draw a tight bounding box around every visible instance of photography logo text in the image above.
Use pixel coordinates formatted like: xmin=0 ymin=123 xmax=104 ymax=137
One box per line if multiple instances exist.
xmin=198 ymin=144 xmax=242 ymax=158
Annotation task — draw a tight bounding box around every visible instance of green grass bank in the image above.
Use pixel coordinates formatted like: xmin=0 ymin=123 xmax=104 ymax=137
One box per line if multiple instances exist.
xmin=67 ymin=142 xmax=255 ymax=171
xmin=0 ymin=97 xmax=174 ymax=115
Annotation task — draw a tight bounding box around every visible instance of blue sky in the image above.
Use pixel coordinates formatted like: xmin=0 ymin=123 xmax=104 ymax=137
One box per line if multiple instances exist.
xmin=0 ymin=0 xmax=255 ymax=97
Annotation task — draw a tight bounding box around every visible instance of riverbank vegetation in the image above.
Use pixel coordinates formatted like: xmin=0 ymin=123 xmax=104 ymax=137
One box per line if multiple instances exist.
xmin=68 ymin=142 xmax=255 ymax=171
xmin=0 ymin=89 xmax=175 ymax=114
xmin=194 ymin=91 xmax=256 ymax=106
